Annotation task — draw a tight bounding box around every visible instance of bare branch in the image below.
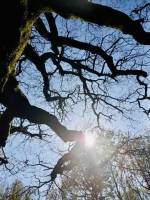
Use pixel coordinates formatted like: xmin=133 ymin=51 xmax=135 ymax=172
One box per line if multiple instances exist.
xmin=0 ymin=77 xmax=83 ymax=143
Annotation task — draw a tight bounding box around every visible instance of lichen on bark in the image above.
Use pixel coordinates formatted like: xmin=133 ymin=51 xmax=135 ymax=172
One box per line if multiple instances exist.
xmin=0 ymin=0 xmax=35 ymax=92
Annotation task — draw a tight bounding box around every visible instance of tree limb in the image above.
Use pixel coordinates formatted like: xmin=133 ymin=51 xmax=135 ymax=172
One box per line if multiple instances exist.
xmin=39 ymin=0 xmax=150 ymax=44
xmin=0 ymin=77 xmax=83 ymax=143
xmin=0 ymin=109 xmax=13 ymax=147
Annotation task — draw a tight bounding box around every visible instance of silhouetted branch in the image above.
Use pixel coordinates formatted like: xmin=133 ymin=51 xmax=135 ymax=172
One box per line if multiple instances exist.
xmin=0 ymin=77 xmax=83 ymax=143
xmin=40 ymin=0 xmax=150 ymax=44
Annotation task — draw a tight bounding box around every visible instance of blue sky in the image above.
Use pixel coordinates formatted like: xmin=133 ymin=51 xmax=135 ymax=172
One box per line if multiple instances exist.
xmin=1 ymin=0 xmax=150 ymax=198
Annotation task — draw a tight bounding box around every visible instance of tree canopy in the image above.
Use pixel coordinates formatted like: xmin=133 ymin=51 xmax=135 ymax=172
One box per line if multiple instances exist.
xmin=0 ymin=0 xmax=150 ymax=198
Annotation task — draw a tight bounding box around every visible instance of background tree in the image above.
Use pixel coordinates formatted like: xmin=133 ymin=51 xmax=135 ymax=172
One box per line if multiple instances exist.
xmin=0 ymin=180 xmax=32 ymax=200
xmin=48 ymin=132 xmax=150 ymax=200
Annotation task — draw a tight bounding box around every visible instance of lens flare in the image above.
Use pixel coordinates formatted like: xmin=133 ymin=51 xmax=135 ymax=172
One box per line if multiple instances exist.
xmin=85 ymin=133 xmax=96 ymax=147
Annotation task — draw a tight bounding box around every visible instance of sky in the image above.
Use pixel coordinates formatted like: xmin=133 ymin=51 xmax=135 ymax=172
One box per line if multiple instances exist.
xmin=0 ymin=0 xmax=150 ymax=198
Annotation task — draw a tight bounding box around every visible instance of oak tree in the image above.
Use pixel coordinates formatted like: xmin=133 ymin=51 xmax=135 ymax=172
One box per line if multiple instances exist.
xmin=0 ymin=0 xmax=150 ymax=194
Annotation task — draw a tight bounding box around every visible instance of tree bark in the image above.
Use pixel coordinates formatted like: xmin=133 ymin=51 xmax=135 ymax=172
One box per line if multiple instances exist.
xmin=40 ymin=0 xmax=150 ymax=45
xmin=0 ymin=0 xmax=35 ymax=92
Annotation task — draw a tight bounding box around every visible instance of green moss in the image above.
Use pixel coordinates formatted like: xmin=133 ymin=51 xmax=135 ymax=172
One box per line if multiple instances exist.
xmin=0 ymin=0 xmax=39 ymax=92
xmin=20 ymin=0 xmax=28 ymax=6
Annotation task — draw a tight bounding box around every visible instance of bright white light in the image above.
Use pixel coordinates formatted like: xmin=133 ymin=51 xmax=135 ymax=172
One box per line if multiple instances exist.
xmin=85 ymin=133 xmax=96 ymax=147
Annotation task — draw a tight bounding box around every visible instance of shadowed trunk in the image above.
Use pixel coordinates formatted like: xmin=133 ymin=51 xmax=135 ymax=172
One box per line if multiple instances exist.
xmin=0 ymin=0 xmax=35 ymax=92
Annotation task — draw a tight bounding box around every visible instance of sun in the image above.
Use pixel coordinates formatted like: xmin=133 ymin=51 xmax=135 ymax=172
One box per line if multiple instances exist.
xmin=85 ymin=133 xmax=96 ymax=147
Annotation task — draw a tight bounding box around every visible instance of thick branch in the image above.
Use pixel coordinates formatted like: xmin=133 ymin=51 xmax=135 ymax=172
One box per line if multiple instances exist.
xmin=51 ymin=143 xmax=81 ymax=181
xmin=0 ymin=109 xmax=13 ymax=147
xmin=0 ymin=77 xmax=83 ymax=143
xmin=39 ymin=0 xmax=150 ymax=44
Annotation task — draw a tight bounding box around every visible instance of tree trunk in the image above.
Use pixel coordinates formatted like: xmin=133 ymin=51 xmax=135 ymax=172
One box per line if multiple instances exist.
xmin=0 ymin=0 xmax=35 ymax=92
